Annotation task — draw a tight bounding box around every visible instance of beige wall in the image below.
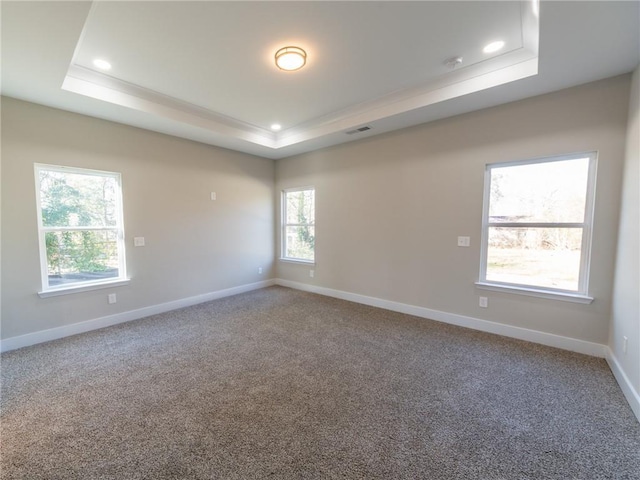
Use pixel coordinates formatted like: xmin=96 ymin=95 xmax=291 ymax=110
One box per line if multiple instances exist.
xmin=276 ymin=75 xmax=631 ymax=345
xmin=1 ymin=75 xmax=633 ymax=347
xmin=1 ymin=97 xmax=275 ymax=339
xmin=610 ymin=65 xmax=640 ymax=391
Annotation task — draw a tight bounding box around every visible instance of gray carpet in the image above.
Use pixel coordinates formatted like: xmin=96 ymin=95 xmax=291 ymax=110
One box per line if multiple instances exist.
xmin=1 ymin=286 xmax=639 ymax=479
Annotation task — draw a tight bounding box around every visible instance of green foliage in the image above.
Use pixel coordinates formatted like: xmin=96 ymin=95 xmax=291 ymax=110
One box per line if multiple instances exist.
xmin=45 ymin=232 xmax=63 ymax=276
xmin=296 ymin=193 xmax=315 ymax=252
xmin=40 ymin=171 xmax=116 ymax=276
xmin=41 ymin=177 xmax=81 ymax=227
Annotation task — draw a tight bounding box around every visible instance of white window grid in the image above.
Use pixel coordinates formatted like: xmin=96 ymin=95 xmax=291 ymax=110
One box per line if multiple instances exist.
xmin=281 ymin=186 xmax=315 ymax=263
xmin=34 ymin=163 xmax=127 ymax=293
xmin=478 ymin=151 xmax=598 ymax=298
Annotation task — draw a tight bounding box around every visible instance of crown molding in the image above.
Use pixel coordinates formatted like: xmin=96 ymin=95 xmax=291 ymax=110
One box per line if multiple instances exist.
xmin=61 ymin=1 xmax=539 ymax=152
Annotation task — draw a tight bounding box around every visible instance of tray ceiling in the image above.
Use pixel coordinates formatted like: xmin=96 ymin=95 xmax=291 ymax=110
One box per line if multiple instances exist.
xmin=2 ymin=1 xmax=639 ymax=159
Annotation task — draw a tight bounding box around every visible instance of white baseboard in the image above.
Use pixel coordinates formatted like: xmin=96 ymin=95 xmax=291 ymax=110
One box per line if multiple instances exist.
xmin=275 ymin=279 xmax=608 ymax=358
xmin=273 ymin=279 xmax=640 ymax=419
xmin=0 ymin=279 xmax=276 ymax=353
xmin=606 ymin=350 xmax=640 ymax=423
xmin=4 ymin=278 xmax=637 ymax=422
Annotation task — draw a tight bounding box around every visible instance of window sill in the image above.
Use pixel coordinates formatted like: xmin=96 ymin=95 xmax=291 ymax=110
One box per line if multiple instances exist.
xmin=38 ymin=279 xmax=130 ymax=298
xmin=475 ymin=282 xmax=594 ymax=304
xmin=279 ymin=258 xmax=315 ymax=266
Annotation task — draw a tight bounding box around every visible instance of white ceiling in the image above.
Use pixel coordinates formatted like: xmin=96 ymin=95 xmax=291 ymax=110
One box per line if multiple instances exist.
xmin=2 ymin=1 xmax=639 ymax=159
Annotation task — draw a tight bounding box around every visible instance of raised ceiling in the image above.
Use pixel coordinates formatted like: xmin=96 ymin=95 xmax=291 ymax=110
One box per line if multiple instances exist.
xmin=2 ymin=1 xmax=639 ymax=159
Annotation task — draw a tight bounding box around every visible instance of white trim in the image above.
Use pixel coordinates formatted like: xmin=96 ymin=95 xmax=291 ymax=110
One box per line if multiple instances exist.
xmin=606 ymin=349 xmax=640 ymax=423
xmin=282 ymin=185 xmax=315 ymax=194
xmin=38 ymin=279 xmax=131 ymax=298
xmin=278 ymin=258 xmax=315 ymax=266
xmin=41 ymin=226 xmax=120 ymax=232
xmin=475 ymin=282 xmax=594 ymax=304
xmin=62 ymin=67 xmax=275 ymax=148
xmin=8 ymin=278 xmax=636 ymax=423
xmin=478 ymin=151 xmax=598 ymax=298
xmin=62 ymin=2 xmax=539 ymax=154
xmin=34 ymin=163 xmax=128 ymax=294
xmin=1 ymin=280 xmax=275 ymax=353
xmin=281 ymin=186 xmax=315 ymax=263
xmin=275 ymin=279 xmax=607 ymax=358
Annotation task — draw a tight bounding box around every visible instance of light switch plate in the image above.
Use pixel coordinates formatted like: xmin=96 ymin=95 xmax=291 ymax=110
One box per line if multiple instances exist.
xmin=457 ymin=236 xmax=470 ymax=247
xmin=134 ymin=237 xmax=145 ymax=247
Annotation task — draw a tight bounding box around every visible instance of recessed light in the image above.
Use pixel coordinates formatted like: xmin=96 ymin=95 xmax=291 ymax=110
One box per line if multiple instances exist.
xmin=483 ymin=41 xmax=505 ymax=54
xmin=93 ymin=59 xmax=112 ymax=71
xmin=275 ymin=46 xmax=307 ymax=71
xmin=271 ymin=124 xmax=282 ymax=131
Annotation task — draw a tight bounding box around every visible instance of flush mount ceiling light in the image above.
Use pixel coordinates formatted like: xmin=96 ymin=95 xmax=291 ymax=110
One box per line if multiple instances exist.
xmin=483 ymin=41 xmax=505 ymax=54
xmin=275 ymin=46 xmax=307 ymax=71
xmin=92 ymin=58 xmax=112 ymax=71
xmin=270 ymin=123 xmax=282 ymax=131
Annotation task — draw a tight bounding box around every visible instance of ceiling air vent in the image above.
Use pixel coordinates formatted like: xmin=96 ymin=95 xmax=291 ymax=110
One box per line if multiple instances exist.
xmin=345 ymin=126 xmax=372 ymax=135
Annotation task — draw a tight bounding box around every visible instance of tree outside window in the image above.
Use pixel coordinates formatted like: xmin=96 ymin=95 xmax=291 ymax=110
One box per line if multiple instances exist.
xmin=35 ymin=164 xmax=127 ymax=291
xmin=479 ymin=153 xmax=596 ymax=295
xmin=282 ymin=187 xmax=315 ymax=262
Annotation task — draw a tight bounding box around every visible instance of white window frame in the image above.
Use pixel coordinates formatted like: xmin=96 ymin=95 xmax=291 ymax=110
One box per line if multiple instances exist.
xmin=476 ymin=152 xmax=597 ymax=304
xmin=281 ymin=186 xmax=315 ymax=264
xmin=35 ymin=164 xmax=129 ymax=297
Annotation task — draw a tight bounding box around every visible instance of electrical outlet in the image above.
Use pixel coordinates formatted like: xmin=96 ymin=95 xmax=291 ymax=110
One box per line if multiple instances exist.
xmin=134 ymin=237 xmax=145 ymax=247
xmin=623 ymin=336 xmax=628 ymax=354
xmin=258 ymin=267 xmax=263 ymax=274
xmin=108 ymin=293 xmax=117 ymax=304
xmin=210 ymin=192 xmax=217 ymax=201
xmin=310 ymin=269 xmax=314 ymax=278
xmin=479 ymin=296 xmax=488 ymax=308
xmin=457 ymin=236 xmax=470 ymax=247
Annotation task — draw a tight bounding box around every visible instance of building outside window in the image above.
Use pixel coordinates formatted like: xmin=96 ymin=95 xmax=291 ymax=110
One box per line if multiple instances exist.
xmin=478 ymin=152 xmax=597 ymax=300
xmin=35 ymin=164 xmax=127 ymax=293
xmin=282 ymin=187 xmax=315 ymax=262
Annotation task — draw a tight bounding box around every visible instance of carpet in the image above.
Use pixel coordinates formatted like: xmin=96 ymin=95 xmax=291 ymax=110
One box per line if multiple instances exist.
xmin=1 ymin=286 xmax=639 ymax=479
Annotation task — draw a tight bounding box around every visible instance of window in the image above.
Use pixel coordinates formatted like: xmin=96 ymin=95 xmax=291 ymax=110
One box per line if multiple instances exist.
xmin=478 ymin=152 xmax=597 ymax=301
xmin=35 ymin=164 xmax=127 ymax=294
xmin=282 ymin=187 xmax=315 ymax=262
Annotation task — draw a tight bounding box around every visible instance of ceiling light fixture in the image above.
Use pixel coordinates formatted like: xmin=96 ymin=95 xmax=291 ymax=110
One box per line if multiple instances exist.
xmin=270 ymin=123 xmax=282 ymax=131
xmin=275 ymin=46 xmax=307 ymax=71
xmin=93 ymin=59 xmax=112 ymax=71
xmin=483 ymin=41 xmax=505 ymax=54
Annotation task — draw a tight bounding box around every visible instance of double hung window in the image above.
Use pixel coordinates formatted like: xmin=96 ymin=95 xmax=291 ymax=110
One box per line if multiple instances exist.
xmin=478 ymin=152 xmax=597 ymax=301
xmin=35 ymin=164 xmax=127 ymax=294
xmin=282 ymin=187 xmax=315 ymax=262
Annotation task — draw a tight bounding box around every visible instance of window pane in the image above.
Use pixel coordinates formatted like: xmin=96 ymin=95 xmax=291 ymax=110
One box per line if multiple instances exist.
xmin=45 ymin=230 xmax=120 ymax=287
xmin=486 ymin=227 xmax=583 ymax=291
xmin=40 ymin=170 xmax=119 ymax=227
xmin=285 ymin=190 xmax=315 ymax=225
xmin=285 ymin=226 xmax=315 ymax=261
xmin=489 ymin=158 xmax=589 ymax=223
